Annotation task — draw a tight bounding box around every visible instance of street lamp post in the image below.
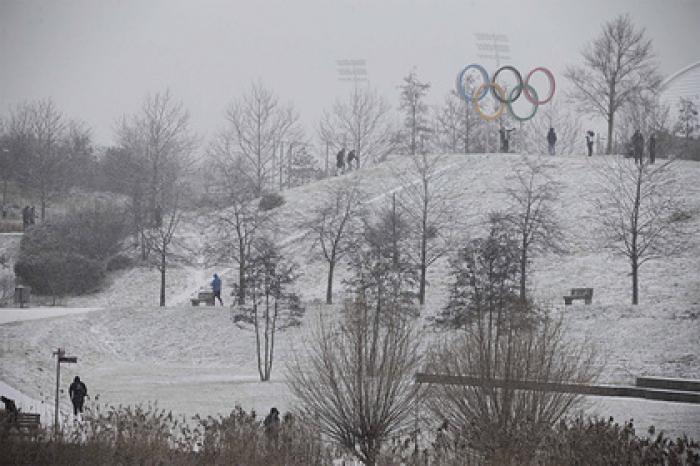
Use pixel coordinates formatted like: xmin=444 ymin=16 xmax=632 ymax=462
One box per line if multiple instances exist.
xmin=52 ymin=347 xmax=77 ymax=433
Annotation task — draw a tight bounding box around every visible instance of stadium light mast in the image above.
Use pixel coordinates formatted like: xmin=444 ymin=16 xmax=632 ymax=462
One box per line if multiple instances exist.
xmin=476 ymin=33 xmax=511 ymax=152
xmin=335 ymin=59 xmax=369 ymax=168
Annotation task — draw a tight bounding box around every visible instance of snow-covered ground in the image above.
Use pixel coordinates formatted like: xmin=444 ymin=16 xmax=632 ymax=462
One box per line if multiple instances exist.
xmin=1 ymin=153 xmax=699 ymax=439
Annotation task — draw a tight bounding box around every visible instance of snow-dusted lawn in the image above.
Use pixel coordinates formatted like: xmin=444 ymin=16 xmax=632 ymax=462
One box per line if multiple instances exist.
xmin=1 ymin=153 xmax=699 ymax=439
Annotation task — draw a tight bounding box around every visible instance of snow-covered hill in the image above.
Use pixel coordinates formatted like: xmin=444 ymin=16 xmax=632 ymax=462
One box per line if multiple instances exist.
xmin=2 ymin=152 xmax=699 ymax=437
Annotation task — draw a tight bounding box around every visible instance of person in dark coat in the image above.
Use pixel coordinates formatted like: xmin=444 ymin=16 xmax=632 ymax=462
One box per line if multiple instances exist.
xmin=29 ymin=206 xmax=35 ymax=224
xmin=211 ymin=273 xmax=223 ymax=306
xmin=648 ymin=133 xmax=656 ymax=164
xmin=336 ymin=147 xmax=346 ymax=175
xmin=585 ymin=131 xmax=594 ymax=157
xmin=1 ymin=395 xmax=18 ymax=423
xmin=69 ymin=376 xmax=88 ymax=417
xmin=546 ymin=127 xmax=557 ymax=155
xmin=21 ymin=206 xmax=29 ymax=230
xmin=346 ymin=149 xmax=356 ymax=170
xmin=632 ymin=129 xmax=644 ymax=164
xmin=264 ymin=407 xmax=280 ymax=444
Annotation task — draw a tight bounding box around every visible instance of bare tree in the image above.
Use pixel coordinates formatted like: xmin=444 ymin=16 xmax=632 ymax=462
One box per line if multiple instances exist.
xmin=146 ymin=192 xmax=183 ymax=307
xmin=434 ymin=89 xmax=486 ymax=154
xmin=305 ymin=182 xmax=363 ymax=304
xmin=287 ymin=300 xmax=424 ymax=466
xmin=6 ymin=99 xmax=76 ymax=221
xmin=233 ymin=237 xmax=303 ymax=381
xmin=565 ymin=14 xmax=661 ymax=154
xmin=222 ymin=82 xmax=301 ymax=196
xmin=431 ymin=219 xmax=598 ymax=463
xmin=116 ymin=90 xmax=197 ymax=259
xmin=502 ymin=159 xmax=564 ymax=302
xmin=396 ymin=152 xmax=459 ymax=305
xmin=319 ymin=86 xmax=395 ymax=168
xmin=398 ymin=70 xmax=431 ymax=156
xmin=117 ymin=90 xmax=197 ymax=218
xmin=208 ymin=133 xmax=268 ymax=305
xmin=593 ymin=157 xmax=688 ymax=304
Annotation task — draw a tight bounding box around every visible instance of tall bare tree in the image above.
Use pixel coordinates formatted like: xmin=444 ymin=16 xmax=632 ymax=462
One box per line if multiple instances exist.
xmin=502 ymin=159 xmax=564 ymax=302
xmin=305 ymin=182 xmax=363 ymax=304
xmin=233 ymin=237 xmax=303 ymax=381
xmin=222 ymin=81 xmax=301 ymax=196
xmin=208 ymin=130 xmax=268 ymax=305
xmin=319 ymin=86 xmax=395 ymax=168
xmin=593 ymin=157 xmax=688 ymax=305
xmin=287 ymin=300 xmax=424 ymax=466
xmin=396 ymin=152 xmax=459 ymax=305
xmin=434 ymin=89 xmax=486 ymax=154
xmin=146 ymin=191 xmax=183 ymax=307
xmin=565 ymin=14 xmax=661 ymax=154
xmin=116 ymin=90 xmax=197 ymax=258
xmin=398 ymin=70 xmax=431 ymax=155
xmin=6 ymin=99 xmax=77 ymax=220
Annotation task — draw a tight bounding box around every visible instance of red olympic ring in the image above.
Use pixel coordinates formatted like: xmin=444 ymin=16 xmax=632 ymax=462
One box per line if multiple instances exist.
xmin=523 ymin=67 xmax=556 ymax=105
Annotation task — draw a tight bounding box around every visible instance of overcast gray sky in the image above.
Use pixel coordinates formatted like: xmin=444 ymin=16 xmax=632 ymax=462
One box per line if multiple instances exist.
xmin=1 ymin=0 xmax=699 ymax=145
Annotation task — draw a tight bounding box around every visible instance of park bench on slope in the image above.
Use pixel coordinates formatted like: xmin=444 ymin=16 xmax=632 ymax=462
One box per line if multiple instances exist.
xmin=1 ymin=411 xmax=41 ymax=436
xmin=563 ymin=288 xmax=593 ymax=305
xmin=191 ymin=290 xmax=215 ymax=306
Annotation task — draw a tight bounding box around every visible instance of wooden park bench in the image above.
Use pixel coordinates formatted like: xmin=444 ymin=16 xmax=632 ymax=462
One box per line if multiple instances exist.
xmin=1 ymin=411 xmax=41 ymax=436
xmin=563 ymin=288 xmax=593 ymax=305
xmin=191 ymin=290 xmax=215 ymax=306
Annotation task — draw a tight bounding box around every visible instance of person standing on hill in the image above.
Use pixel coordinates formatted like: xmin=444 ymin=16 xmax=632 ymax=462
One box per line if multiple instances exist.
xmin=546 ymin=127 xmax=557 ymax=155
xmin=336 ymin=147 xmax=346 ymax=175
xmin=346 ymin=149 xmax=356 ymax=170
xmin=632 ymin=129 xmax=644 ymax=165
xmin=211 ymin=273 xmax=223 ymax=306
xmin=585 ymin=131 xmax=594 ymax=157
xmin=69 ymin=376 xmax=88 ymax=418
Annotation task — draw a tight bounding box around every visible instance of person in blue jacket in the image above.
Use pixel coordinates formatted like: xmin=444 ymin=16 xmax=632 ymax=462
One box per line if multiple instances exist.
xmin=211 ymin=273 xmax=223 ymax=306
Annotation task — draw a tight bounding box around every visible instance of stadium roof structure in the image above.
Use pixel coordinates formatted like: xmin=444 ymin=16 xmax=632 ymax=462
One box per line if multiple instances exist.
xmin=659 ymin=60 xmax=700 ymax=111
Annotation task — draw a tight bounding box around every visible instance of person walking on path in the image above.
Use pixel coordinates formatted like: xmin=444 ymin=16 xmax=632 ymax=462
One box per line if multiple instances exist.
xmin=585 ymin=131 xmax=594 ymax=157
xmin=632 ymin=129 xmax=644 ymax=165
xmin=69 ymin=376 xmax=88 ymax=418
xmin=336 ymin=147 xmax=346 ymax=175
xmin=649 ymin=133 xmax=656 ymax=164
xmin=546 ymin=127 xmax=557 ymax=155
xmin=211 ymin=273 xmax=223 ymax=306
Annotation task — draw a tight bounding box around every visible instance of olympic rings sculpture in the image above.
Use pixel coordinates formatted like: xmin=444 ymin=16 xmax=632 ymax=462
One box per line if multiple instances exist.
xmin=456 ymin=64 xmax=555 ymax=122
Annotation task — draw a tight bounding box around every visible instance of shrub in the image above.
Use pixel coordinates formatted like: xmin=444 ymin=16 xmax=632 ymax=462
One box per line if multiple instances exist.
xmin=258 ymin=192 xmax=285 ymax=211
xmin=0 ymin=403 xmax=332 ymax=466
xmin=538 ymin=417 xmax=700 ymax=465
xmin=106 ymin=254 xmax=134 ymax=272
xmin=13 ymin=203 xmax=130 ymax=297
xmin=14 ymin=252 xmax=103 ymax=297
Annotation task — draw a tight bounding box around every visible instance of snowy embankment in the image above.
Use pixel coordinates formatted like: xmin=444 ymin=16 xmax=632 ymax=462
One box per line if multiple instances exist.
xmin=1 ymin=153 xmax=699 ymax=437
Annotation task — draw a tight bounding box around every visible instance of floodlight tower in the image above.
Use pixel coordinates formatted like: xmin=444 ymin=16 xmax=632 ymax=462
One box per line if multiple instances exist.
xmin=335 ymin=59 xmax=368 ymax=168
xmin=476 ymin=33 xmax=511 ymax=152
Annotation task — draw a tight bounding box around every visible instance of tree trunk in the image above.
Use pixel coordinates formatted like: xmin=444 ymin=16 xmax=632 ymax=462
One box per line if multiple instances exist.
xmin=238 ymin=237 xmax=246 ymax=305
xmin=326 ymin=258 xmax=335 ymax=305
xmin=160 ymin=249 xmax=166 ymax=307
xmin=419 ymin=234 xmax=426 ymax=306
xmin=520 ymin=248 xmax=527 ymax=302
xmin=631 ymin=258 xmax=639 ymax=305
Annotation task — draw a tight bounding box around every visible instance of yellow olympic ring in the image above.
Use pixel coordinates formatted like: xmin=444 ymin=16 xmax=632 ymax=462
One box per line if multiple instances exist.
xmin=472 ymin=82 xmax=506 ymax=121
